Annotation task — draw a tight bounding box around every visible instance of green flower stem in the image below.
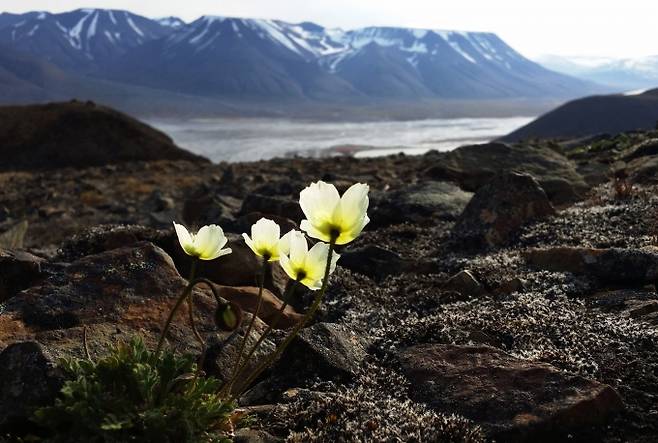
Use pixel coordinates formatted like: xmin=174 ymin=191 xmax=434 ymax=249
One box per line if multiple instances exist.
xmin=156 ymin=259 xmax=198 ymax=355
xmin=226 ymin=279 xmax=299 ymax=393
xmin=225 ymin=257 xmax=268 ymax=395
xmin=232 ymin=239 xmax=336 ymax=400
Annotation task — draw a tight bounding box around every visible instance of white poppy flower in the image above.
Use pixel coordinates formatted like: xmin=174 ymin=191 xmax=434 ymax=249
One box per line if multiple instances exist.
xmin=299 ymin=181 xmax=369 ymax=245
xmin=278 ymin=231 xmax=340 ymax=290
xmin=242 ymin=217 xmax=290 ymax=262
xmin=173 ymin=222 xmax=232 ymax=261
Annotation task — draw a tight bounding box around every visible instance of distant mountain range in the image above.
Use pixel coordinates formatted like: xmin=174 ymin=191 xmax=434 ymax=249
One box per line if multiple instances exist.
xmin=0 ymin=8 xmax=607 ymax=114
xmin=500 ymin=88 xmax=658 ymax=142
xmin=537 ymin=54 xmax=658 ymax=90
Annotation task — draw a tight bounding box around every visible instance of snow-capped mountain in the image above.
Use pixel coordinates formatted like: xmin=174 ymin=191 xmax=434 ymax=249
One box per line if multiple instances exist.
xmin=537 ymin=54 xmax=658 ymax=90
xmin=0 ymin=9 xmax=173 ymax=71
xmin=157 ymin=17 xmax=186 ymax=29
xmin=0 ymin=9 xmax=603 ymax=101
xmin=103 ymin=16 xmax=600 ymax=99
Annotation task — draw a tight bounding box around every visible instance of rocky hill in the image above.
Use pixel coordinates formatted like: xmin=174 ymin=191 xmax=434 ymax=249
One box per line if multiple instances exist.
xmin=501 ymin=88 xmax=658 ymax=141
xmin=2 ymin=122 xmax=658 ymax=441
xmin=0 ymin=101 xmax=208 ymax=171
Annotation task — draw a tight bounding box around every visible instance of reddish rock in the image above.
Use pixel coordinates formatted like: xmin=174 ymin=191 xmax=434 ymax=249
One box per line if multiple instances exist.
xmin=219 ymin=285 xmax=303 ymax=329
xmin=399 ymin=344 xmax=623 ymax=442
xmin=0 ymin=242 xmax=277 ymax=421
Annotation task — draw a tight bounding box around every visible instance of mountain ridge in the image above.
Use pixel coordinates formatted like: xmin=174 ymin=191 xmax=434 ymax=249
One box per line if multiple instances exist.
xmin=0 ymin=8 xmax=608 ymax=105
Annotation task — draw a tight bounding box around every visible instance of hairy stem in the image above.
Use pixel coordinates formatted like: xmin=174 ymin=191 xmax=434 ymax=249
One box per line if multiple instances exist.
xmin=232 ymin=239 xmax=336 ymax=399
xmin=225 ymin=257 xmax=268 ymax=395
xmin=156 ymin=259 xmax=197 ymax=355
xmin=228 ymin=279 xmax=299 ymax=392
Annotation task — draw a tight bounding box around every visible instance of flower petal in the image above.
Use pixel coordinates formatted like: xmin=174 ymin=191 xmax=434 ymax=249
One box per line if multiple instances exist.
xmin=288 ymin=231 xmax=308 ymax=267
xmin=173 ymin=222 xmax=196 ymax=256
xmin=242 ymin=233 xmax=257 ymax=255
xmin=278 ymin=230 xmax=293 ymax=255
xmin=299 ymin=181 xmax=340 ymax=226
xmin=199 ymin=225 xmax=228 ymax=259
xmin=300 ymin=219 xmax=331 ymax=243
xmin=278 ymin=253 xmax=296 ymax=281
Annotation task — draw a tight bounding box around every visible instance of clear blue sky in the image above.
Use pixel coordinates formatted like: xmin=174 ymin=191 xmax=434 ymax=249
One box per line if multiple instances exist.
xmin=2 ymin=0 xmax=656 ymax=58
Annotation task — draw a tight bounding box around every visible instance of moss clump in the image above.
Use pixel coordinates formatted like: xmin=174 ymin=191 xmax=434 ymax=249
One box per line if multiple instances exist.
xmin=270 ymin=365 xmax=483 ymax=442
xmin=34 ymin=338 xmax=236 ymax=443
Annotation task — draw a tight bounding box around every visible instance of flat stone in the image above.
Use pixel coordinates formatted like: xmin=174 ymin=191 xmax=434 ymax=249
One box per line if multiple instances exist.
xmin=524 ymin=247 xmax=658 ymax=284
xmin=399 ymin=344 xmax=623 ymax=442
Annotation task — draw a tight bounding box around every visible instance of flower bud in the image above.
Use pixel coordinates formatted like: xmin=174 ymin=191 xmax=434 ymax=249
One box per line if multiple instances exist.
xmin=215 ymin=301 xmax=242 ymax=331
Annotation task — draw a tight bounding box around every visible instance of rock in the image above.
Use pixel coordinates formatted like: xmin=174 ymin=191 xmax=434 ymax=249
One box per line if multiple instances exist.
xmin=442 ymin=270 xmax=485 ymax=296
xmin=275 ymin=323 xmax=368 ymax=382
xmin=0 ymin=249 xmax=45 ymax=302
xmin=182 ymin=189 xmax=241 ymax=227
xmin=370 ymin=181 xmax=473 ymax=226
xmin=233 ymin=428 xmax=283 ymax=443
xmin=524 ymin=247 xmax=658 ymax=285
xmin=0 ymin=341 xmax=64 ymax=433
xmin=57 ymin=224 xmax=173 ymax=262
xmin=339 ymin=245 xmax=413 ymax=281
xmin=423 ymin=142 xmax=587 ymax=204
xmin=0 ymin=220 xmax=28 ymax=249
xmin=219 ymin=285 xmax=303 ymax=329
xmin=399 ymin=344 xmax=623 ymax=441
xmin=451 ymin=172 xmax=556 ymax=249
xmin=239 ymin=194 xmax=304 ymax=223
xmin=0 ymin=242 xmax=234 ymax=357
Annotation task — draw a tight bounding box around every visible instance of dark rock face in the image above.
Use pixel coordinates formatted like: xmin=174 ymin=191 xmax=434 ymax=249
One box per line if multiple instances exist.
xmin=0 ymin=249 xmax=45 ymax=302
xmin=452 ymin=172 xmax=556 ymax=249
xmin=370 ymin=181 xmax=473 ymax=226
xmin=423 ymin=142 xmax=587 ymax=204
xmin=182 ymin=188 xmax=242 ymax=227
xmin=0 ymin=101 xmax=207 ymax=171
xmin=339 ymin=245 xmax=415 ymax=281
xmin=524 ymin=247 xmax=658 ymax=284
xmin=239 ymin=194 xmax=304 ymax=223
xmin=399 ymin=344 xmax=623 ymax=442
xmin=57 ymin=224 xmax=174 ymax=262
xmin=275 ymin=323 xmax=368 ymax=382
xmin=0 ymin=341 xmax=64 ymax=433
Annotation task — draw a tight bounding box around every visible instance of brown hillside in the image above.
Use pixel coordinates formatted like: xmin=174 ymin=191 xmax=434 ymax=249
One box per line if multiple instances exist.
xmin=0 ymin=101 xmax=207 ymax=171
